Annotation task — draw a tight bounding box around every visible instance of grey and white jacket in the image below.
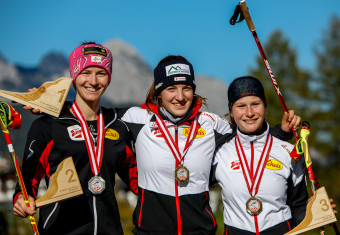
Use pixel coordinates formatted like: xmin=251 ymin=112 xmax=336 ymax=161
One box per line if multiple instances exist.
xmin=212 ymin=123 xmax=307 ymax=234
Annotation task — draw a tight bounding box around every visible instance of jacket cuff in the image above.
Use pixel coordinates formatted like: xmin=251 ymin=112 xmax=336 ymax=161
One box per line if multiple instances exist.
xmin=13 ymin=192 xmax=22 ymax=205
xmin=270 ymin=124 xmax=294 ymax=141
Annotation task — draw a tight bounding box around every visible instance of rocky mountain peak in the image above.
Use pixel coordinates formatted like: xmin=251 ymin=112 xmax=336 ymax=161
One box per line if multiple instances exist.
xmin=38 ymin=52 xmax=68 ymax=77
xmin=103 ymin=39 xmax=153 ymax=105
xmin=0 ymin=53 xmax=22 ymax=88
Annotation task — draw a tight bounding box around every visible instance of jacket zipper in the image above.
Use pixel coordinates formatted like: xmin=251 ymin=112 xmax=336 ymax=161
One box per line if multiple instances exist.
xmin=93 ymin=196 xmax=98 ymax=235
xmin=43 ymin=202 xmax=59 ymax=229
xmin=174 ymin=125 xmax=182 ymax=235
xmin=251 ymin=141 xmax=254 ymax=179
xmin=250 ymin=141 xmax=260 ymax=235
xmin=62 ymin=116 xmax=100 ymax=235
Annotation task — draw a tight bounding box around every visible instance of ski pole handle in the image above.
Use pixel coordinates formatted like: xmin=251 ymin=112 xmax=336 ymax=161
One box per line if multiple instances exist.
xmin=239 ymin=0 xmax=255 ymax=31
xmin=237 ymin=1 xmax=299 ymax=139
xmin=0 ymin=103 xmax=40 ymax=234
xmin=230 ymin=3 xmax=337 ymax=234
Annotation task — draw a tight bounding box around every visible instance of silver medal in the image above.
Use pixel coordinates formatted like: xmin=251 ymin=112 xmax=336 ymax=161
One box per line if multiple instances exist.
xmin=88 ymin=176 xmax=106 ymax=194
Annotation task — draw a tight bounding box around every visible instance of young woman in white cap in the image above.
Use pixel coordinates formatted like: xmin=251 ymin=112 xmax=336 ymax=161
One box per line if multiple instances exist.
xmin=119 ymin=56 xmax=301 ymax=235
xmin=212 ymin=76 xmax=308 ymax=235
xmin=13 ymin=42 xmax=137 ymax=235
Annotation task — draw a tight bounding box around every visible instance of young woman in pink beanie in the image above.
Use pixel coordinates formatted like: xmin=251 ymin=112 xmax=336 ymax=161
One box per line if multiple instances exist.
xmin=13 ymin=42 xmax=137 ymax=235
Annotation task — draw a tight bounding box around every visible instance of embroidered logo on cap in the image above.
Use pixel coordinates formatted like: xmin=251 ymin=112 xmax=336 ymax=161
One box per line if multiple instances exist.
xmin=84 ymin=47 xmax=107 ymax=56
xmin=155 ymin=82 xmax=163 ymax=90
xmin=174 ymin=77 xmax=187 ymax=82
xmin=165 ymin=64 xmax=191 ymax=76
xmin=91 ymin=56 xmax=103 ymax=63
xmin=67 ymin=125 xmax=84 ymax=141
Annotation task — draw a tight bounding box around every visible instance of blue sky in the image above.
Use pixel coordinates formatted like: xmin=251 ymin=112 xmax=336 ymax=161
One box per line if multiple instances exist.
xmin=1 ymin=0 xmax=340 ymax=85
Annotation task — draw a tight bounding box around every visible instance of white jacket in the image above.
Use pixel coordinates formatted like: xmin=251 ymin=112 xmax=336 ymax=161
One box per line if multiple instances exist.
xmin=213 ymin=123 xmax=307 ymax=233
xmin=120 ymin=104 xmax=232 ymax=234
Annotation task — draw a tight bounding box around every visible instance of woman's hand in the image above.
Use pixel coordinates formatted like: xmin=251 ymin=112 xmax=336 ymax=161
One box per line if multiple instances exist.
xmin=329 ymin=198 xmax=337 ymax=215
xmin=21 ymin=88 xmax=42 ymax=114
xmin=13 ymin=194 xmax=37 ymax=218
xmin=22 ymin=105 xmax=42 ymax=114
xmin=307 ymin=197 xmax=337 ymax=215
xmin=281 ymin=110 xmax=301 ymax=133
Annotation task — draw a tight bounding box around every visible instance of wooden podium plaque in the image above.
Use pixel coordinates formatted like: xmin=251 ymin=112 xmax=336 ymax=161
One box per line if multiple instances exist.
xmin=0 ymin=77 xmax=72 ymax=117
xmin=36 ymin=157 xmax=83 ymax=208
xmin=285 ymin=187 xmax=337 ymax=235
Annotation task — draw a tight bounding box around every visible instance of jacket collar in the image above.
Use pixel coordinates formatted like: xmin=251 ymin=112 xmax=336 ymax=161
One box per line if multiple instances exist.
xmin=236 ymin=122 xmax=270 ymax=148
xmin=59 ymin=101 xmax=117 ymax=126
xmin=142 ymin=99 xmax=202 ymax=124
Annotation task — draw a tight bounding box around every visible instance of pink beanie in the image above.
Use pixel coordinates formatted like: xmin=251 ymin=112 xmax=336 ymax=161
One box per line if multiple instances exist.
xmin=68 ymin=43 xmax=113 ymax=84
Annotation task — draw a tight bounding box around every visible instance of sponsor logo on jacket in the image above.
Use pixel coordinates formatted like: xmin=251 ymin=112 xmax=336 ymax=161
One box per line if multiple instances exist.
xmin=182 ymin=128 xmax=206 ymax=138
xmin=150 ymin=120 xmax=172 ymax=128
xmin=151 ymin=128 xmax=165 ymax=140
xmin=105 ymin=129 xmax=119 ymax=140
xmin=281 ymin=144 xmax=291 ymax=154
xmin=67 ymin=125 xmax=85 ymax=141
xmin=228 ymin=159 xmax=241 ymax=172
xmin=265 ymin=158 xmax=283 ymax=170
xmin=201 ymin=112 xmax=215 ymax=122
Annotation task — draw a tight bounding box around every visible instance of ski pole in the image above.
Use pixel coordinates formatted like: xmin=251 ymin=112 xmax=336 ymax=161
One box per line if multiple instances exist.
xmin=231 ymin=0 xmax=298 ymax=139
xmin=0 ymin=102 xmax=39 ymax=235
xmin=230 ymin=2 xmax=339 ymax=234
xmin=297 ymin=122 xmax=339 ymax=235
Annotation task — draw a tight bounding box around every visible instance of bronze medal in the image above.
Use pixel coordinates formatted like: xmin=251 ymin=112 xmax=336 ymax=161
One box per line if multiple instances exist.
xmin=175 ymin=165 xmax=190 ymax=183
xmin=155 ymin=115 xmax=199 ymax=185
xmin=88 ymin=176 xmax=106 ymax=194
xmin=246 ymin=196 xmax=263 ymax=215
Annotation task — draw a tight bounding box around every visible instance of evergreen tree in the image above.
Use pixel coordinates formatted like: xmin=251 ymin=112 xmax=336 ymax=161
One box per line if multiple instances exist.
xmin=312 ymin=15 xmax=340 ymax=227
xmin=313 ymin=14 xmax=340 ymax=158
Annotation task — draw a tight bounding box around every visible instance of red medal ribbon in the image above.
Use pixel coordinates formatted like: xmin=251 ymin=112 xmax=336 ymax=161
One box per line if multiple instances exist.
xmin=235 ymin=133 xmax=273 ymax=196
xmin=155 ymin=114 xmax=199 ymax=164
xmin=71 ymin=102 xmax=105 ymax=175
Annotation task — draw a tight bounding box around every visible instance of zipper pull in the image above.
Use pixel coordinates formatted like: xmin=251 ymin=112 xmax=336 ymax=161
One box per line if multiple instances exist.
xmin=175 ymin=125 xmax=178 ymax=144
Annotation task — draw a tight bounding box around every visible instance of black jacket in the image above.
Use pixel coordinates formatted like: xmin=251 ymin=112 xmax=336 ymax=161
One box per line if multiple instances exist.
xmin=14 ymin=104 xmax=137 ymax=235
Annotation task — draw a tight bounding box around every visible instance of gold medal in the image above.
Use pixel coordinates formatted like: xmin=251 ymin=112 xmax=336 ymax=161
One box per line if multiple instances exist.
xmin=175 ymin=165 xmax=190 ymax=183
xmin=88 ymin=176 xmax=106 ymax=194
xmin=246 ymin=196 xmax=263 ymax=215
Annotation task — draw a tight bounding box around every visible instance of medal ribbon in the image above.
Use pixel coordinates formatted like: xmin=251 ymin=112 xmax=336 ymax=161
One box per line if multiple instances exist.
xmin=71 ymin=102 xmax=105 ymax=175
xmin=155 ymin=114 xmax=199 ymax=164
xmin=235 ymin=133 xmax=273 ymax=196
